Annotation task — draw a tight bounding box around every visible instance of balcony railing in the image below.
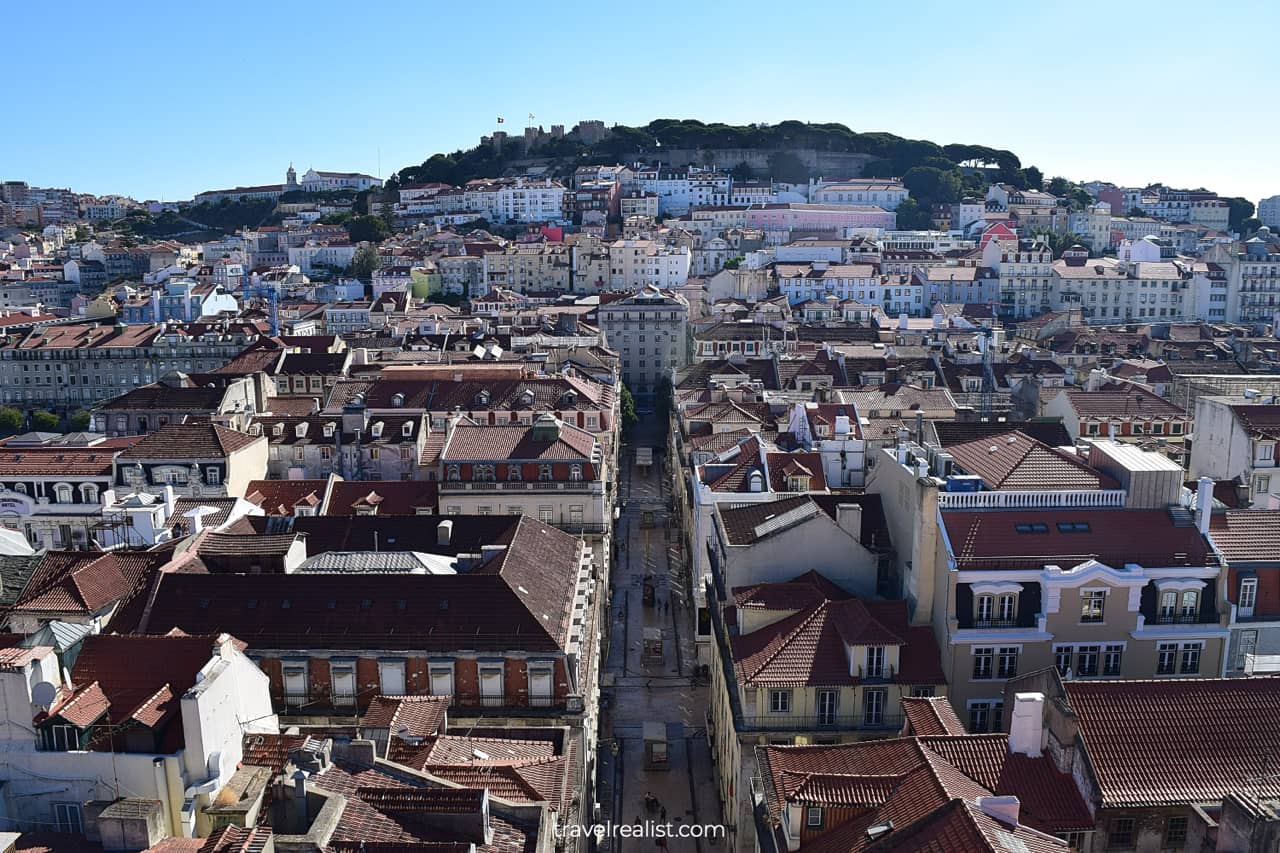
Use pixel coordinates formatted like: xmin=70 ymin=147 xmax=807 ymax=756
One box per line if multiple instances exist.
xmin=973 ymin=619 xmax=1019 ymax=629
xmin=739 ymin=713 xmax=904 ymax=732
xmin=938 ymin=489 xmax=1126 ymax=510
xmin=1156 ymin=613 xmax=1209 ymax=625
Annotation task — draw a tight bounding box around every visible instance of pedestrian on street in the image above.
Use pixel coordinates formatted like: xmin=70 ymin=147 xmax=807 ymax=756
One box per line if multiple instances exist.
xmin=660 ymin=805 xmax=667 ymax=822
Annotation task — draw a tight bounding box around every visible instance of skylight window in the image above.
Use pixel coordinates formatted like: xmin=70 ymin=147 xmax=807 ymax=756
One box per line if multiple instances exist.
xmin=1014 ymin=523 xmax=1049 ymax=534
xmin=1057 ymin=522 xmax=1091 ymax=533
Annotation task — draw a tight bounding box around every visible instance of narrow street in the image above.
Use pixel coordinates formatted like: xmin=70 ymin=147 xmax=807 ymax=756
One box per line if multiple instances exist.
xmin=597 ymin=417 xmax=719 ymax=853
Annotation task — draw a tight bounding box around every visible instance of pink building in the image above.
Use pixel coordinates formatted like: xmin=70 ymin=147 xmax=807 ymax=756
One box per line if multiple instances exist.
xmin=744 ymin=203 xmax=895 ymax=233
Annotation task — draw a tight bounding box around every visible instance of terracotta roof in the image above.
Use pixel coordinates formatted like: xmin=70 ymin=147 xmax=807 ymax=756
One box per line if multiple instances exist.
xmin=117 ymin=424 xmax=263 ymax=459
xmin=363 ymin=695 xmax=449 ymax=736
xmin=1066 ymin=677 xmax=1280 ymax=808
xmin=241 ymin=732 xmax=314 ymax=772
xmin=718 ymin=496 xmax=826 ymax=546
xmin=757 ymin=736 xmax=1085 ymax=848
xmin=1208 ymin=510 xmax=1280 ymax=563
xmin=1231 ymin=404 xmax=1280 ymax=440
xmin=901 ymin=697 xmax=966 ymax=737
xmin=327 ymin=480 xmax=439 ymax=515
xmin=933 ymin=420 xmax=1072 ymax=449
xmin=944 ymin=430 xmax=1116 ymax=491
xmin=441 ymin=421 xmax=597 ymax=463
xmin=41 ymin=634 xmax=228 ymax=749
xmin=97 ymin=384 xmax=228 ymax=412
xmin=167 ymin=498 xmax=239 ymax=532
xmin=244 ymin=479 xmax=327 ymax=515
xmin=1062 ymin=384 xmax=1185 ymax=419
xmin=0 ymin=444 xmax=124 ymax=476
xmin=942 ymin=508 xmax=1211 ymax=569
xmin=730 ymin=575 xmax=943 ymax=688
xmin=14 ymin=551 xmax=165 ymax=615
xmin=197 ymin=532 xmax=299 ymax=557
xmin=136 ymin=517 xmax=581 ymax=653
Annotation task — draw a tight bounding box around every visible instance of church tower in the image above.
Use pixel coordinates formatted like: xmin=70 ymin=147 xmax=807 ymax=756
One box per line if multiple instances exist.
xmin=286 ymin=163 xmax=297 ymax=188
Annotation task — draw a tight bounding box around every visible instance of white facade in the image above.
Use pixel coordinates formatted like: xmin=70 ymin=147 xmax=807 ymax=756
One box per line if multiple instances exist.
xmin=1190 ymin=397 xmax=1280 ymax=509
xmin=0 ymin=637 xmax=276 ymax=837
xmin=607 ymin=239 xmax=692 ymax=289
xmin=982 ymin=238 xmax=1054 ymax=319
xmin=299 ymin=169 xmax=382 ymax=192
xmin=1259 ymin=195 xmax=1280 ymax=230
xmin=634 ymin=169 xmax=731 ymax=214
xmin=811 ymin=179 xmax=909 ymax=211
xmin=287 ymin=243 xmax=357 ymax=274
xmin=1068 ymin=202 xmax=1112 ymax=252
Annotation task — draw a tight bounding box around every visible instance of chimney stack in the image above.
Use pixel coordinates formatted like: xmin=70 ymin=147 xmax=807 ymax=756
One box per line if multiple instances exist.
xmin=835 ymin=503 xmax=863 ymax=541
xmin=1008 ymin=692 xmax=1045 ymax=757
xmin=1196 ymin=476 xmax=1214 ymax=535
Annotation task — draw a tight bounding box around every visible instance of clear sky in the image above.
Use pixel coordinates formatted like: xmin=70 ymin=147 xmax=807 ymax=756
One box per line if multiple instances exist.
xmin=5 ymin=0 xmax=1275 ymax=203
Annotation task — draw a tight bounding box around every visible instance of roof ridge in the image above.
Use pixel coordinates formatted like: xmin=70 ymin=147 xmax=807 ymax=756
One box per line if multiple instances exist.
xmin=742 ymin=600 xmax=829 ymax=682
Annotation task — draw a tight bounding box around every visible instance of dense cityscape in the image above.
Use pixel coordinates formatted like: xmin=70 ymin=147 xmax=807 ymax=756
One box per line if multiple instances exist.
xmin=0 ymin=114 xmax=1278 ymax=853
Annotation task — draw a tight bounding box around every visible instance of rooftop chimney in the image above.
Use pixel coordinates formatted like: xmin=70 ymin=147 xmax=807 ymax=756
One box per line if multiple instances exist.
xmin=898 ymin=313 xmax=909 ymax=330
xmin=1196 ymin=476 xmax=1214 ymax=535
xmin=1008 ymin=692 xmax=1045 ymax=757
xmin=437 ymin=519 xmax=453 ymax=546
xmin=835 ymin=503 xmax=863 ymax=541
xmin=977 ymin=796 xmax=1021 ymax=827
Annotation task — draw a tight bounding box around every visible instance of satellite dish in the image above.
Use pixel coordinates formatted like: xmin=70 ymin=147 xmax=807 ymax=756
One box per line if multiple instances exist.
xmin=31 ymin=681 xmax=57 ymax=710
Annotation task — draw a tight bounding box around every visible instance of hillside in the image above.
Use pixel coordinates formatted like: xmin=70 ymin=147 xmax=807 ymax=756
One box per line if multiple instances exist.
xmin=388 ymin=118 xmax=1079 ymax=228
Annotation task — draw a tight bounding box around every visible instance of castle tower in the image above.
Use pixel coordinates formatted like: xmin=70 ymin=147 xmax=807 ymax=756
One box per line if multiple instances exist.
xmin=286 ymin=164 xmax=297 ymax=188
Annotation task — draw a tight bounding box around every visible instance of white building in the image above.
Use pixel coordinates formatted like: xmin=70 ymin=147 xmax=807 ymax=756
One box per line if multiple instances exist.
xmin=287 ymin=242 xmax=357 ymax=275
xmin=1190 ymin=397 xmax=1280 ymax=509
xmin=298 ymin=168 xmax=383 ymax=192
xmin=1259 ymin=195 xmax=1280 ymax=230
xmin=775 ymin=261 xmax=877 ymax=306
xmin=607 ymin=239 xmax=692 ymax=289
xmin=1068 ymin=201 xmax=1112 ymax=252
xmin=597 ymin=286 xmax=690 ymax=406
xmin=982 ymin=237 xmax=1054 ymax=319
xmin=633 ymin=167 xmax=730 ymax=214
xmin=1050 ymin=247 xmax=1194 ymax=322
xmin=0 ymin=633 xmax=276 ymax=837
xmin=810 ymin=178 xmax=909 ymax=211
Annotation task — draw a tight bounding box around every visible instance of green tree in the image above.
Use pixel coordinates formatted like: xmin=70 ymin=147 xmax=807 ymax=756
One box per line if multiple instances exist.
xmin=0 ymin=407 xmax=21 ymax=435
xmin=767 ymin=150 xmax=810 ymax=184
xmin=347 ymin=244 xmax=381 ymax=281
xmin=894 ymin=198 xmax=934 ymax=230
xmin=620 ymin=383 xmax=638 ymax=431
xmin=730 ymin=161 xmax=755 ymax=182
xmin=1047 ymin=176 xmax=1072 ymax=197
xmin=1225 ymin=197 xmax=1256 ymax=232
xmin=1023 ymin=166 xmax=1044 ymax=190
xmin=1240 ymin=217 xmax=1263 ymax=237
xmin=69 ymin=410 xmax=92 ymax=431
xmin=1127 ymin=207 xmax=1147 ymax=218
xmin=902 ymin=166 xmax=962 ymax=206
xmin=30 ymin=410 xmax=59 ymax=431
xmin=345 ymin=214 xmax=391 ymax=244
xmin=723 ymin=256 xmax=744 ymax=270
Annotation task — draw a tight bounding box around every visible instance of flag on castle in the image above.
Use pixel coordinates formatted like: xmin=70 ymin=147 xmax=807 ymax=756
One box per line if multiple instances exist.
xmin=497 ymin=117 xmax=504 ymax=123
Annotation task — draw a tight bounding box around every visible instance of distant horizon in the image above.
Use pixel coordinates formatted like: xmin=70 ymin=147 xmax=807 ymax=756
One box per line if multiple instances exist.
xmin=8 ymin=115 xmax=1274 ymax=206
xmin=4 ymin=1 xmax=1276 ymax=203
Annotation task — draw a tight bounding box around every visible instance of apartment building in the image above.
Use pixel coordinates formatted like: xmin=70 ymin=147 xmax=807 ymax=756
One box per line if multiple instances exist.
xmin=982 ymin=237 xmax=1053 ymax=320
xmin=483 ymin=242 xmax=573 ymax=292
xmin=606 ymin=238 xmax=691 ymax=289
xmin=0 ymin=321 xmax=261 ymax=410
xmin=1190 ymin=397 xmax=1280 ymax=509
xmin=597 ymin=286 xmax=690 ymax=406
xmin=810 ymin=178 xmax=909 ymax=210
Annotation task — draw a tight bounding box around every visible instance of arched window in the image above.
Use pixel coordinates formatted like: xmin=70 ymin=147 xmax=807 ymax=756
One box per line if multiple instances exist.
xmin=447 ymin=465 xmax=460 ymax=481
xmin=54 ymin=484 xmax=73 ymax=504
xmin=80 ymin=484 xmax=98 ymax=505
xmin=569 ymin=464 xmax=583 ymax=482
xmin=976 ymin=595 xmax=995 ymax=623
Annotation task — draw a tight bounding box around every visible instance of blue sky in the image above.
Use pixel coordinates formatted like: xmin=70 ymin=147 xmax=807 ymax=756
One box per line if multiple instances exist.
xmin=5 ymin=1 xmax=1275 ymax=203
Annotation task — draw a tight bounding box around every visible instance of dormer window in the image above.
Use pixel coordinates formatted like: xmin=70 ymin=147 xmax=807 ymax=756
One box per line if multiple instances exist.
xmin=474 ymin=464 xmax=495 ymax=482
xmin=323 ymin=423 xmax=336 ymax=438
xmin=508 ymin=465 xmax=523 ymax=481
xmin=865 ymin=646 xmax=885 ymax=678
xmin=539 ymin=464 xmax=553 ymax=482
xmin=295 ymin=422 xmax=308 ymax=438
xmin=54 ymin=484 xmax=73 ymax=504
xmin=748 ymin=470 xmax=765 ymax=493
xmin=371 ymin=421 xmax=384 ymax=439
xmin=447 ymin=464 xmax=460 ymax=481
xmin=274 ymin=423 xmax=285 ymax=437
xmin=391 ymin=392 xmax=406 ymax=408
xmin=787 ymin=475 xmax=810 ymax=492
xmin=475 ymin=390 xmax=490 ymax=406
xmin=569 ymin=464 xmax=583 ymax=482
xmin=401 ymin=421 xmax=413 ymax=437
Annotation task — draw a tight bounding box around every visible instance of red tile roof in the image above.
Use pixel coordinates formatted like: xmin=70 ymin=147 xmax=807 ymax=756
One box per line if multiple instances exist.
xmin=1209 ymin=510 xmax=1280 ymax=563
xmin=244 ymin=479 xmax=327 ymax=515
xmin=1066 ymin=677 xmax=1280 ymax=808
xmin=1062 ymin=384 xmax=1185 ymax=419
xmin=942 ymin=509 xmax=1211 ymax=569
xmin=757 ymin=734 xmax=1087 ymax=849
xmin=42 ymin=634 xmax=228 ymax=750
xmin=117 ymin=423 xmax=263 ymax=459
xmin=135 ymin=517 xmax=581 ymax=653
xmin=1230 ymin=404 xmax=1280 ymax=440
xmin=901 ymin=697 xmax=966 ymax=736
xmin=730 ymin=575 xmax=944 ymax=688
xmin=441 ymin=420 xmax=597 ymax=463
xmin=363 ymin=695 xmax=449 ymax=736
xmin=944 ymin=430 xmax=1116 ymax=491
xmin=327 ymin=480 xmax=438 ymax=515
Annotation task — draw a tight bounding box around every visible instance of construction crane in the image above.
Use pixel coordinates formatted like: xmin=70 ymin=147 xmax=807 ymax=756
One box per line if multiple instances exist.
xmin=239 ymin=271 xmax=280 ymax=336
